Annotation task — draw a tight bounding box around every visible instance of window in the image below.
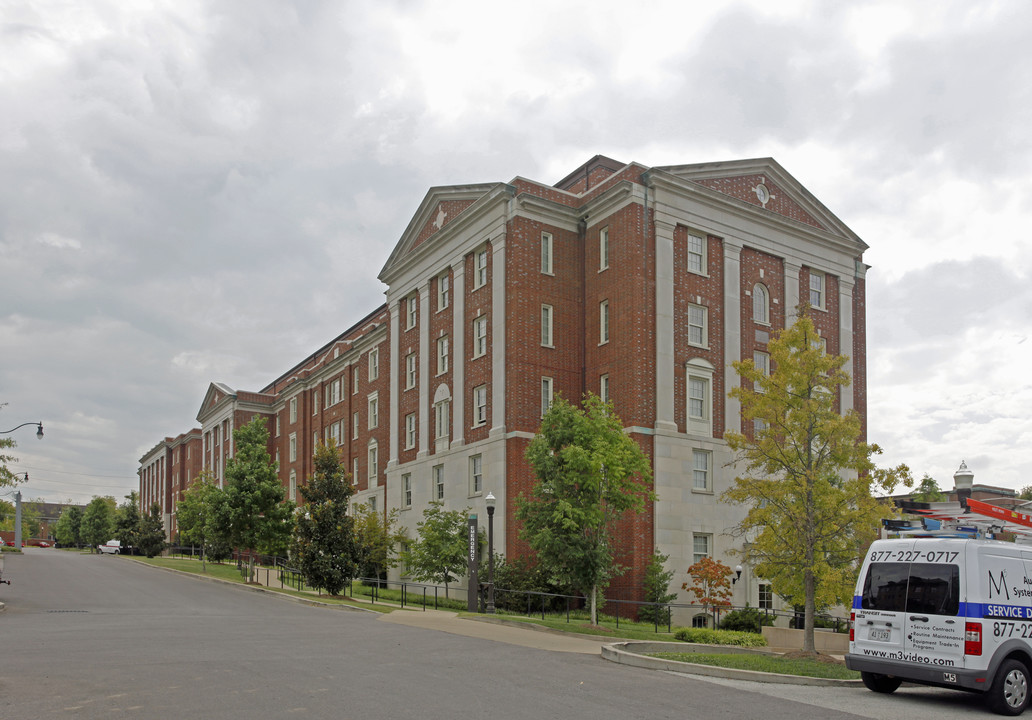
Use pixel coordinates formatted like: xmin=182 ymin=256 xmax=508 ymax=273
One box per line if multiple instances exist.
xmin=275 ymin=450 xmax=280 ymax=468
xmin=753 ymin=283 xmax=769 ymax=324
xmin=541 ymin=232 xmax=553 ymax=274
xmin=600 ymin=374 xmax=610 ymax=403
xmin=685 ymin=357 xmax=715 ymax=433
xmin=687 ymin=233 xmax=705 ymax=274
xmin=438 ymin=272 xmax=450 ymax=310
xmin=407 ymin=295 xmax=418 ymax=329
xmin=759 ymin=583 xmax=773 ymax=610
xmin=435 ymin=399 xmax=450 ymax=440
xmin=599 ymin=300 xmax=609 ymax=344
xmin=352 ymin=458 xmax=358 ymax=485
xmin=327 ymin=379 xmax=341 ymax=407
xmin=404 ymin=413 xmax=417 ymax=449
xmin=473 ymin=385 xmax=487 ymax=427
xmin=313 ymin=431 xmax=318 ymax=450
xmin=289 ymin=433 xmax=297 ymax=462
xmin=327 ymin=422 xmax=340 ymax=446
xmin=473 ymin=316 xmax=487 ymax=358
xmin=368 ymin=441 xmax=378 ymax=483
xmin=687 ymin=304 xmax=707 ymax=347
xmin=352 ymin=412 xmax=359 ymax=439
xmin=692 ymin=449 xmax=711 ymax=491
xmin=289 ymin=470 xmax=297 ymax=502
xmin=289 ymin=397 xmax=298 ymax=423
xmin=599 ymin=226 xmax=609 ymax=270
xmin=688 ymin=377 xmax=709 ymax=421
xmin=368 ymin=348 xmax=379 ymax=381
xmin=693 ymin=533 xmax=711 ymax=565
xmin=437 ymin=336 xmax=449 ymax=374
xmin=368 ymin=393 xmax=379 ymax=429
xmin=402 ymin=473 xmax=412 ymax=508
xmin=470 ymin=454 xmax=483 ymax=495
xmin=353 ymin=366 xmax=359 ymax=394
xmin=541 ymin=377 xmax=554 ymax=417
xmin=809 ymin=270 xmax=825 ymax=309
xmin=313 ymin=389 xmax=320 ymax=415
xmin=369 ymin=495 xmax=377 ymax=514
xmin=474 ymin=247 xmax=488 ymax=288
xmin=406 ymin=353 xmax=417 ymax=389
xmin=276 ymin=415 xmax=281 ymax=437
xmin=541 ymin=304 xmax=553 ymax=347
xmin=753 ymin=352 xmax=770 ymax=392
xmin=433 ymin=464 xmax=445 ymax=500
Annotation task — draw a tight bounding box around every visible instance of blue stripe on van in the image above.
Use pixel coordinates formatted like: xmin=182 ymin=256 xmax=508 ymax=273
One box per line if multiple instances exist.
xmin=852 ymin=598 xmax=1032 ymax=619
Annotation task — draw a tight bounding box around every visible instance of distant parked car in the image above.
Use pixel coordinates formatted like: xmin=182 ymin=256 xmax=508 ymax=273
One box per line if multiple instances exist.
xmin=37 ymin=541 xmax=51 ymax=548
xmin=98 ymin=540 xmax=123 ymax=555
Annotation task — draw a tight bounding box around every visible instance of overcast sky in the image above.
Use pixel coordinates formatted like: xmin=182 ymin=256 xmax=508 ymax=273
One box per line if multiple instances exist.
xmin=2 ymin=0 xmax=1030 ymax=506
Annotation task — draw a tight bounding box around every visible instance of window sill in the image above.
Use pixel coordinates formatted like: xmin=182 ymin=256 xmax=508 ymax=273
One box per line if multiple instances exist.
xmin=687 ymin=270 xmax=710 ymax=279
xmin=598 ymin=340 xmax=609 ymax=347
xmin=691 ymin=487 xmax=714 ymax=495
xmin=599 ymin=266 xmax=609 ymax=273
xmin=541 ymin=344 xmax=554 ymax=349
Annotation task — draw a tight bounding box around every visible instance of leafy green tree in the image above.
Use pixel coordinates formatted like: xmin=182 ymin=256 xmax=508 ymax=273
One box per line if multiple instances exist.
xmin=54 ymin=505 xmax=83 ymax=548
xmin=638 ymin=552 xmax=677 ymax=625
xmin=0 ymin=403 xmax=29 ymax=490
xmin=516 ymin=393 xmax=654 ymax=625
xmin=290 ymin=443 xmax=360 ymax=595
xmin=1018 ymin=485 xmax=1032 ymax=502
xmin=80 ymin=496 xmax=117 ymax=550
xmin=136 ymin=503 xmax=167 ymax=558
xmin=403 ymin=501 xmax=469 ymax=598
xmin=223 ymin=417 xmax=294 ymax=558
xmin=176 ymin=470 xmax=231 ymax=570
xmin=115 ymin=491 xmax=142 ymax=553
xmin=724 ymin=313 xmax=910 ymax=654
xmin=354 ymin=502 xmax=407 ymax=584
xmin=910 ymin=474 xmax=946 ymax=502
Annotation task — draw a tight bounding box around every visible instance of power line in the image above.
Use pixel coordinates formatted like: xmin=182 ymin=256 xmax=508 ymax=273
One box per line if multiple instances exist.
xmin=10 ymin=465 xmax=137 ymax=480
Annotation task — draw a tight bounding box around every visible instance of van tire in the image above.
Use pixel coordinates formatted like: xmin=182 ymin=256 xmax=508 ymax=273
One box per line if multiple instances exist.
xmin=861 ymin=672 xmax=902 ymax=694
xmin=987 ymin=659 xmax=1031 ymax=716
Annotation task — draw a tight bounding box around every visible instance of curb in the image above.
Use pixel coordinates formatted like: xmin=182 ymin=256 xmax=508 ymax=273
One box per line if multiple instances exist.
xmin=601 ymin=641 xmax=862 ymax=687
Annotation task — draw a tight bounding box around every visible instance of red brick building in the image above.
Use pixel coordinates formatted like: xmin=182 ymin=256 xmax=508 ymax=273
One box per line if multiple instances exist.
xmin=143 ymin=156 xmax=869 ymax=617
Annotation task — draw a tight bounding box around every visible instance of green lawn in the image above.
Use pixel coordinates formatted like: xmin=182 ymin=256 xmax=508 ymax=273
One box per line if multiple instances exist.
xmin=648 ymin=652 xmax=860 ymax=680
xmin=476 ymin=612 xmax=679 ymax=641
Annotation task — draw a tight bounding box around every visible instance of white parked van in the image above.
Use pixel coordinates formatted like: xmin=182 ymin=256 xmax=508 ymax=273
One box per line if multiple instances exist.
xmin=847 ymin=537 xmax=1032 ymax=715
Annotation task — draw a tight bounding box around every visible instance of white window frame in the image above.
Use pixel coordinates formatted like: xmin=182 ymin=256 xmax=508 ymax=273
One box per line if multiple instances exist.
xmin=353 ymin=366 xmax=359 ymax=394
xmin=541 ymin=376 xmax=554 ymax=417
xmin=541 ymin=232 xmax=553 ymax=275
xmin=405 ymin=413 xmax=416 ymax=449
xmin=473 ymin=385 xmax=487 ymax=427
xmin=352 ymin=412 xmax=359 ymax=439
xmin=433 ymin=464 xmax=445 ymax=501
xmin=687 ymin=304 xmax=707 ymax=348
xmin=276 ymin=415 xmax=281 ymax=437
xmin=693 ymin=533 xmax=712 ymax=565
xmin=406 ymin=353 xmax=417 ymax=389
xmin=753 ymin=283 xmax=770 ymax=325
xmin=438 ymin=272 xmax=450 ymax=310
xmin=435 ymin=399 xmax=450 ymax=440
xmin=473 ymin=316 xmax=487 ymax=358
xmin=407 ymin=295 xmax=418 ymax=329
xmin=313 ymin=389 xmax=320 ymax=415
xmin=289 ymin=470 xmax=297 ymax=502
xmin=599 ymin=300 xmax=609 ymax=345
xmin=687 ymin=232 xmax=706 ymax=275
xmin=600 ymin=373 xmax=610 ymax=403
xmin=289 ymin=397 xmax=298 ymax=424
xmin=369 ymin=496 xmax=377 ymax=514
xmin=368 ymin=440 xmax=378 ymax=483
xmin=368 ymin=348 xmax=379 ymax=381
xmin=475 ymin=247 xmax=489 ymax=289
xmin=599 ymin=226 xmax=609 ymax=270
xmin=402 ymin=473 xmax=412 ymax=508
xmin=692 ymin=449 xmax=711 ymax=492
xmin=809 ymin=270 xmax=825 ymax=310
xmin=541 ymin=304 xmax=553 ymax=347
xmin=289 ymin=433 xmax=297 ymax=462
xmin=759 ymin=583 xmax=773 ymax=610
xmin=437 ymin=335 xmax=449 ymax=374
xmin=368 ymin=392 xmax=379 ymax=429
xmin=753 ymin=351 xmax=770 ymax=388
xmin=686 ymin=358 xmax=715 ymax=435
xmin=352 ymin=458 xmax=358 ymax=485
xmin=469 ymin=454 xmax=483 ymax=496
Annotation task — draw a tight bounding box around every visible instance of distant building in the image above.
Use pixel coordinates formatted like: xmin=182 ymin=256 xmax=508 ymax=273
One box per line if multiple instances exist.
xmin=144 ymin=156 xmax=869 ymax=620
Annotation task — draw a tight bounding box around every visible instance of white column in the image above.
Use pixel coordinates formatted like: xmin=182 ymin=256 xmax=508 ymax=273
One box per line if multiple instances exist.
xmin=654 ymin=219 xmax=677 ymax=432
xmin=387 ymin=300 xmax=401 ymax=465
xmin=785 ymin=261 xmax=802 ymax=325
xmin=417 ymin=281 xmax=431 ymax=458
xmin=452 ymin=260 xmax=466 ymax=445
xmin=490 ymin=234 xmax=507 ymax=435
xmin=723 ymin=238 xmax=743 ymax=432
xmin=838 ymin=278 xmax=855 ymax=414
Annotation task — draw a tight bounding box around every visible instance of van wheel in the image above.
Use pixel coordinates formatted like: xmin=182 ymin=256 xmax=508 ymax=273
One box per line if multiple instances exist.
xmin=987 ymin=659 xmax=1031 ymax=716
xmin=861 ymin=672 xmax=902 ymax=693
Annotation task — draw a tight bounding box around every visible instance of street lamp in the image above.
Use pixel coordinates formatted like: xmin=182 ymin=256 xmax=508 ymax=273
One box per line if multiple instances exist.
xmin=1 ymin=421 xmax=44 ymax=439
xmin=732 ymin=564 xmax=743 ymax=584
xmin=485 ymin=492 xmax=496 ymax=614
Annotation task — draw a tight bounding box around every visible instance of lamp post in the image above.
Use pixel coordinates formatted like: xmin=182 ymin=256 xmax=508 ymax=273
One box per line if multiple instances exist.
xmin=485 ymin=491 xmax=496 ymax=614
xmin=1 ymin=421 xmax=44 ymax=439
xmin=954 ymin=460 xmax=974 ymax=510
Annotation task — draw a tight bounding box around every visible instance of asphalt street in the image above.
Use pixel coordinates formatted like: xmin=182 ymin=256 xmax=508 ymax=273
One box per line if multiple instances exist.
xmin=0 ymin=549 xmax=989 ymax=719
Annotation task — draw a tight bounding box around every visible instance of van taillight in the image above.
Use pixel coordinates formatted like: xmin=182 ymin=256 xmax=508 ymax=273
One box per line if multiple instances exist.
xmin=965 ymin=622 xmax=982 ymax=656
xmin=850 ymin=612 xmax=855 ymax=641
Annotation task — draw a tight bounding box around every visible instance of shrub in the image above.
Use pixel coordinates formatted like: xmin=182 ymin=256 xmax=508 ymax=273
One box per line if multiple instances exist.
xmin=673 ymin=627 xmax=768 ymax=647
xmin=489 ymin=554 xmax=571 ymax=613
xmin=719 ymin=607 xmax=775 ymax=633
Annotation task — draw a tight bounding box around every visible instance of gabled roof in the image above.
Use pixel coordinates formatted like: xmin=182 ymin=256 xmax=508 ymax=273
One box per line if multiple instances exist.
xmin=195 ymin=382 xmax=236 ymax=423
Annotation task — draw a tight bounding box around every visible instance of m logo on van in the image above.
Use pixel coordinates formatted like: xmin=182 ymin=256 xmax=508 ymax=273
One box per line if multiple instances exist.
xmin=989 ymin=570 xmax=1010 ymax=600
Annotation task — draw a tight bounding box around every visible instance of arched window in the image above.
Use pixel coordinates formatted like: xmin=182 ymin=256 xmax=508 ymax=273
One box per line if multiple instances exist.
xmin=753 ymin=283 xmax=769 ymax=324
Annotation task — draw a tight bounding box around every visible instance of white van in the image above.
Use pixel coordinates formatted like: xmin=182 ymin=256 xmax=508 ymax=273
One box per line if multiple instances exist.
xmin=847 ymin=537 xmax=1032 ymax=715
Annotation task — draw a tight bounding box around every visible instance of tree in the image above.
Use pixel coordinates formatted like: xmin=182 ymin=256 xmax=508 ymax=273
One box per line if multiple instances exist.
xmin=682 ymin=556 xmax=734 ymax=626
xmin=910 ymin=474 xmax=946 ymax=503
xmin=54 ymin=505 xmax=83 ymax=548
xmin=290 ymin=443 xmax=360 ymax=595
xmin=223 ymin=417 xmax=294 ymax=559
xmin=136 ymin=503 xmax=167 ymax=558
xmin=176 ymin=470 xmax=231 ymax=570
xmin=516 ymin=393 xmax=654 ymax=625
xmin=80 ymin=496 xmax=117 ymax=550
xmin=724 ymin=313 xmax=910 ymax=654
xmin=0 ymin=403 xmax=29 ymax=490
xmin=354 ymin=502 xmax=407 ymax=584
xmin=402 ymin=501 xmax=469 ymax=598
xmin=115 ymin=491 xmax=143 ymax=554
xmin=639 ymin=552 xmax=677 ymax=625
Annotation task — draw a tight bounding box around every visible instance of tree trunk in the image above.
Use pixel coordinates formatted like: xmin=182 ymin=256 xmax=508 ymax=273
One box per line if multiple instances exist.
xmin=803 ymin=569 xmax=816 ymax=654
xmin=590 ymin=583 xmax=598 ymax=625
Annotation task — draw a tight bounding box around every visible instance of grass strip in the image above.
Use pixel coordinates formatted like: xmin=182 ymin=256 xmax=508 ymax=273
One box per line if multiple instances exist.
xmin=648 ymin=652 xmax=860 ymax=680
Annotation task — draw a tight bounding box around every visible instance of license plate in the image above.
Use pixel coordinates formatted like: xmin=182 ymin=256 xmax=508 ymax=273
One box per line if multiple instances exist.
xmin=870 ymin=628 xmax=891 ymax=642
